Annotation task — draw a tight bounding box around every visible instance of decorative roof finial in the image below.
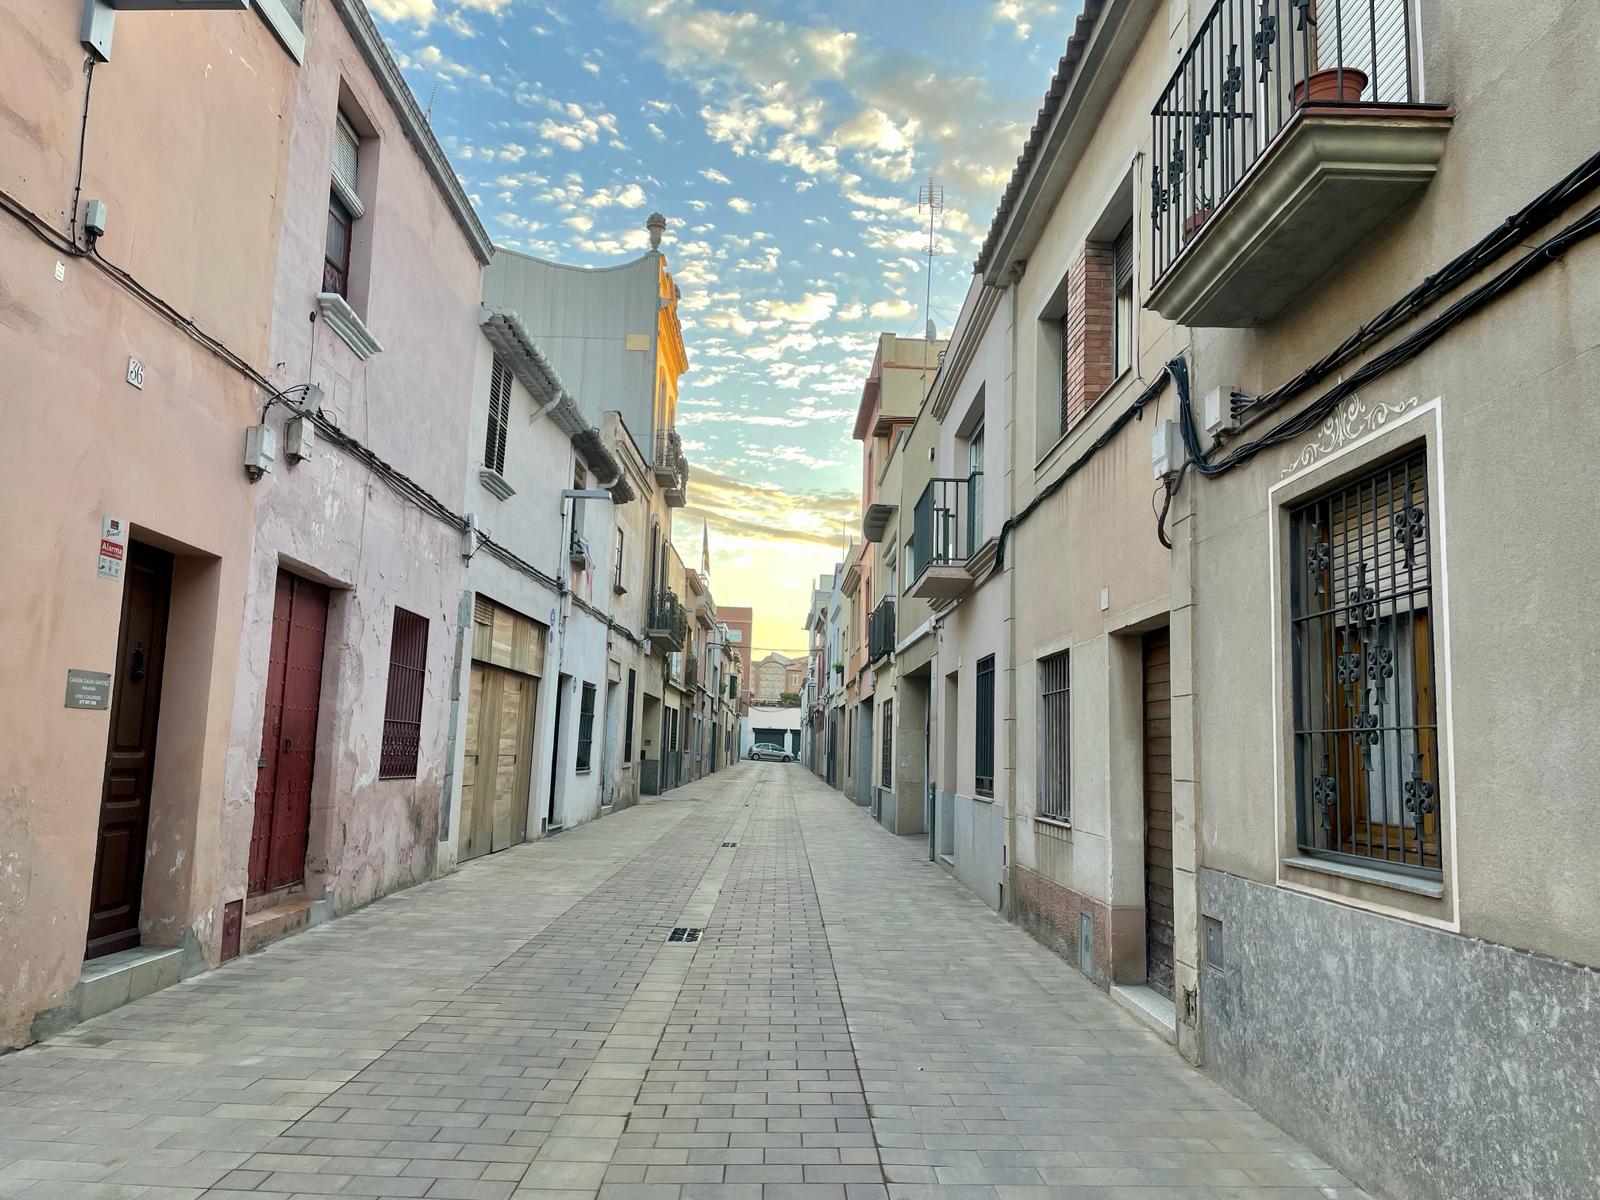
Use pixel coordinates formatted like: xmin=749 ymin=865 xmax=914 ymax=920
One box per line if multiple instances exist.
xmin=646 ymin=211 xmax=667 ymax=249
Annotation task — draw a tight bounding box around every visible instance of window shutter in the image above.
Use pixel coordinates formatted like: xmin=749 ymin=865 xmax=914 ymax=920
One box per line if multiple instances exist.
xmin=333 ymin=114 xmax=360 ymax=196
xmin=486 ymin=357 xmax=510 ymax=475
xmin=1114 ymin=224 xmax=1134 ymax=290
xmin=1316 ymin=0 xmax=1410 ymax=102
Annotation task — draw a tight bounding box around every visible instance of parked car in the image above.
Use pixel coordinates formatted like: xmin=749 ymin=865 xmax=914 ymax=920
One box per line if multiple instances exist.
xmin=749 ymin=743 xmax=793 ymax=762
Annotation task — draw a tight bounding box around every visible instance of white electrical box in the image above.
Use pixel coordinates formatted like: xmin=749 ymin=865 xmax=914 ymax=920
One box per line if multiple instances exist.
xmin=284 ymin=415 xmax=315 ymax=464
xmin=1152 ymin=419 xmax=1186 ymax=479
xmin=244 ymin=424 xmax=277 ymax=479
xmin=1202 ymin=385 xmax=1239 ymax=437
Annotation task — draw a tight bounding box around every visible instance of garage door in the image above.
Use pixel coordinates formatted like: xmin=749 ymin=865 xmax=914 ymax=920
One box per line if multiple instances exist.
xmin=459 ymin=598 xmax=546 ymax=862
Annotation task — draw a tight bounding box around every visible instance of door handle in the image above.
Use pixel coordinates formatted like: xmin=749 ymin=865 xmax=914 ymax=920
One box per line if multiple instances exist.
xmin=130 ymin=641 xmax=146 ymax=683
xmin=283 ymin=737 xmax=293 ymax=754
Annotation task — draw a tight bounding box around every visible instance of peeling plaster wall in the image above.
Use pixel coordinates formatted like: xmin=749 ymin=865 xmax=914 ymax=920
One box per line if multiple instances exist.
xmin=1201 ymin=868 xmax=1600 ymax=1200
xmin=217 ymin=0 xmax=481 ymax=929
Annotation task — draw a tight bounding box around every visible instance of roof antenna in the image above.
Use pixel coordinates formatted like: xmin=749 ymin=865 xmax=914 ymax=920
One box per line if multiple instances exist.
xmin=425 ymin=82 xmax=440 ymax=119
xmin=917 ymin=178 xmax=944 ymax=384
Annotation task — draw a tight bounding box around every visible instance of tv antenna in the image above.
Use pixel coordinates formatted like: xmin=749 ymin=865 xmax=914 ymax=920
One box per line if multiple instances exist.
xmin=917 ymin=179 xmax=944 ymax=374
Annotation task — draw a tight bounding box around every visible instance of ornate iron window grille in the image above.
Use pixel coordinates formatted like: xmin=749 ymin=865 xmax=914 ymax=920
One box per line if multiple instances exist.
xmin=1289 ymin=449 xmax=1440 ymax=876
xmin=1037 ymin=651 xmax=1071 ymax=822
xmin=975 ymin=655 xmax=996 ymax=798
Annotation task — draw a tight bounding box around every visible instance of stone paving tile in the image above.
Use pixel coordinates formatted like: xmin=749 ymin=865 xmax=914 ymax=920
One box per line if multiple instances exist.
xmin=0 ymin=765 xmax=1367 ymax=1200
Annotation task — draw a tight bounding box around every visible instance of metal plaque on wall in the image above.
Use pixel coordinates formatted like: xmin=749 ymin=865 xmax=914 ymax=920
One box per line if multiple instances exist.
xmin=65 ymin=669 xmax=112 ymax=709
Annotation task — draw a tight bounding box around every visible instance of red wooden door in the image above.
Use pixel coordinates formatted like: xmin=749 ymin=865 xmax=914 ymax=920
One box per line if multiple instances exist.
xmin=249 ymin=570 xmax=329 ymax=895
xmin=87 ymin=543 xmax=174 ymax=959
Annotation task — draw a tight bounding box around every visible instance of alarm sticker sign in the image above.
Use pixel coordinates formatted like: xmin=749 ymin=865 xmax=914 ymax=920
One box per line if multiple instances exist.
xmin=98 ymin=516 xmax=128 ymax=580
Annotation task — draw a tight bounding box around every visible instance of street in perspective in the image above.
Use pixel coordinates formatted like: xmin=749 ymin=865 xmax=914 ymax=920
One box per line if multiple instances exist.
xmin=1 ymin=1 xmax=1596 ymax=1199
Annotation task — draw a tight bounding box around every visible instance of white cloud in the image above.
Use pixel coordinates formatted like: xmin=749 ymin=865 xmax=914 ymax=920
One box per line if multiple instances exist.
xmin=586 ymin=182 xmax=649 ymax=209
xmin=370 ymin=0 xmax=435 ymax=25
xmin=727 ymin=196 xmax=753 ymax=214
xmin=869 ymin=298 xmax=917 ymax=321
xmin=993 ymin=0 xmax=1057 ymax=39
xmin=758 ymin=292 xmax=836 ymax=327
xmin=456 ymin=0 xmax=512 ymax=12
xmin=537 ymin=100 xmax=620 ymax=151
xmin=647 ymin=122 xmax=668 ymax=142
xmin=700 ymin=168 xmax=732 ymax=185
xmin=582 ymin=58 xmax=600 ymax=75
xmin=564 ymin=215 xmax=595 ymax=232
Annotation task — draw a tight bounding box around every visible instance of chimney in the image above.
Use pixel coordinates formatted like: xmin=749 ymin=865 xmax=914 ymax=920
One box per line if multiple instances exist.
xmin=646 ymin=212 xmax=667 ymax=249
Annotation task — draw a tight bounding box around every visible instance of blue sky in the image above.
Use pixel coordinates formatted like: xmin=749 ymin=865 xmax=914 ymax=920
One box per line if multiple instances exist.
xmin=373 ymin=0 xmax=1083 ymax=653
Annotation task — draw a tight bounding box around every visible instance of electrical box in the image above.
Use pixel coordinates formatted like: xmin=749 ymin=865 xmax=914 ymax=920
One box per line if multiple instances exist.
xmin=84 ymin=199 xmax=108 ymax=238
xmin=1152 ymin=419 xmax=1186 ymax=479
xmin=460 ymin=512 xmax=480 ymax=559
xmin=1202 ymin=385 xmax=1239 ymax=437
xmin=284 ymin=414 xmax=315 ymax=464
xmin=244 ymin=424 xmax=277 ymax=479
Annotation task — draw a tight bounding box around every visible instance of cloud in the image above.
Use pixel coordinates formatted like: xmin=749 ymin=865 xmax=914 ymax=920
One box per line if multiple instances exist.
xmin=537 ymin=99 xmax=620 ymax=151
xmin=993 ymin=0 xmax=1058 ymax=39
xmin=370 ymin=0 xmax=435 ymax=25
xmin=586 ymin=182 xmax=648 ymax=209
xmin=700 ymin=168 xmax=732 ymax=185
xmin=869 ymin=298 xmax=917 ymax=321
xmin=758 ymin=292 xmax=837 ymax=327
xmin=727 ymin=197 xmax=753 ymax=214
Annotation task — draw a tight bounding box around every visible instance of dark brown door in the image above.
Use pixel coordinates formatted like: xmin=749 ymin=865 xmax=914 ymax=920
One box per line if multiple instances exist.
xmin=249 ymin=570 xmax=329 ymax=895
xmin=1142 ymin=628 xmax=1175 ymax=1001
xmin=87 ymin=542 xmax=173 ymax=959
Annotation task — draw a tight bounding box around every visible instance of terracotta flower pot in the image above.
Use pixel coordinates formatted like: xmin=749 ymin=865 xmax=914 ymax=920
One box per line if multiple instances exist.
xmin=1184 ymin=205 xmax=1214 ymax=240
xmin=1294 ymin=66 xmax=1369 ymax=105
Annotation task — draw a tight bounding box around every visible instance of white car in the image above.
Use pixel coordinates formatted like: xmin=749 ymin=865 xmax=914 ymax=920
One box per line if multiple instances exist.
xmin=749 ymin=743 xmax=793 ymax=762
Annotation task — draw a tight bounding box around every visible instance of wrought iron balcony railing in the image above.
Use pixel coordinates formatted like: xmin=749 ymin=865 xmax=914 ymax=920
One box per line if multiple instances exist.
xmin=653 ymin=427 xmax=689 ymax=505
xmin=685 ymin=652 xmax=700 ymax=691
xmin=1151 ymin=0 xmax=1419 ymax=281
xmin=910 ymin=475 xmax=980 ymax=582
xmin=647 ymin=589 xmax=689 ymax=652
xmin=867 ymin=598 xmax=896 ymax=664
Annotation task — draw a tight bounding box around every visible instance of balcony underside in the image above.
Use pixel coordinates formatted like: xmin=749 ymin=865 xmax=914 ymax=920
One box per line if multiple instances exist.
xmin=647 ymin=628 xmax=684 ymax=653
xmin=1147 ymin=107 xmax=1453 ymax=328
xmin=909 ymin=565 xmax=973 ymax=603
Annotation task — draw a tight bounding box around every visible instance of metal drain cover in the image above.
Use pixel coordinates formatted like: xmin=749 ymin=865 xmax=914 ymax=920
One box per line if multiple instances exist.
xmin=721 ymin=842 xmax=738 ymax=848
xmin=668 ymin=927 xmax=702 ymax=943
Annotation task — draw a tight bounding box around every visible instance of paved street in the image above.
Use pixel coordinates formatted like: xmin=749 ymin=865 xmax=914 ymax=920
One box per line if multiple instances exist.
xmin=0 ymin=765 xmax=1364 ymax=1200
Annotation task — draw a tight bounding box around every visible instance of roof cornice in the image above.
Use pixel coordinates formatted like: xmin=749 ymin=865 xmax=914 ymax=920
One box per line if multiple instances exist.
xmin=331 ymin=0 xmax=492 ymax=264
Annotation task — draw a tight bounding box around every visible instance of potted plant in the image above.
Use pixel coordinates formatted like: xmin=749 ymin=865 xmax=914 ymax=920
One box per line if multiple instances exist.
xmin=1294 ymin=65 xmax=1368 ymax=106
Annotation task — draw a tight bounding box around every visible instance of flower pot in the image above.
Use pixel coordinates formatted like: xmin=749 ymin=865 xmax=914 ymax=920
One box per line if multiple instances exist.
xmin=1294 ymin=66 xmax=1368 ymax=106
xmin=1184 ymin=204 xmax=1214 ymax=240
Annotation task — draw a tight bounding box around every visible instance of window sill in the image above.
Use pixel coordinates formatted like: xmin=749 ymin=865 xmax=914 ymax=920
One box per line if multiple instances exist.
xmin=254 ymin=0 xmax=305 ymax=62
xmin=317 ymin=292 xmax=383 ymax=360
xmin=1283 ymin=855 xmax=1445 ymax=899
xmin=478 ymin=467 xmax=515 ymax=500
xmin=1034 ymin=814 xmax=1072 ymax=831
xmin=974 ymin=791 xmax=995 ymax=804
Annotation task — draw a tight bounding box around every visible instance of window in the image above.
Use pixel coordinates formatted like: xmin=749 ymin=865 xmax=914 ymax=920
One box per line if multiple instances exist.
xmin=1037 ymin=651 xmax=1070 ymax=822
xmin=1112 ymin=222 xmax=1133 ymax=379
xmin=613 ymin=528 xmax=625 ymax=592
xmin=975 ymin=654 xmax=995 ymax=797
xmin=1059 ymin=308 xmax=1072 ymax=436
xmin=324 ymin=113 xmax=363 ymax=298
xmin=624 ymin=669 xmax=637 ymax=761
xmin=727 ymin=628 xmax=742 ymax=643
xmin=485 ymin=357 xmax=511 ymax=475
xmin=880 ymin=699 xmax=894 ymax=788
xmin=1290 ymin=450 xmax=1439 ymax=875
xmin=380 ymin=607 xmax=428 ymax=779
xmin=967 ymin=425 xmax=985 ymax=555
xmin=904 ymin=536 xmax=915 ymax=589
xmin=575 ymin=682 xmax=597 ymax=773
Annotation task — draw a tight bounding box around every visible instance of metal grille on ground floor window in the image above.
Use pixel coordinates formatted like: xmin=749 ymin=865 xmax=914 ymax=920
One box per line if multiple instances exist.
xmin=575 ymin=682 xmax=596 ymax=772
xmin=880 ymin=699 xmax=893 ymax=788
xmin=380 ymin=608 xmax=428 ymax=779
xmin=1290 ymin=449 xmax=1440 ymax=875
xmin=1037 ymin=650 xmax=1070 ymax=822
xmin=975 ymin=655 xmax=995 ymax=797
xmin=624 ymin=669 xmax=637 ymax=761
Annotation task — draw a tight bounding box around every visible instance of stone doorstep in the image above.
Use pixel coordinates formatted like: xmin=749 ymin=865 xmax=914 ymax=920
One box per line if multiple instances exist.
xmin=1109 ymin=982 xmax=1178 ymax=1045
xmin=243 ymin=895 xmax=333 ymax=954
xmin=76 ymin=946 xmax=187 ymax=1020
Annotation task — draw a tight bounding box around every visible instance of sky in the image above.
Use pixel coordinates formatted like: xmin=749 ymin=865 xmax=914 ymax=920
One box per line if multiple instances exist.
xmin=371 ymin=0 xmax=1084 ymax=655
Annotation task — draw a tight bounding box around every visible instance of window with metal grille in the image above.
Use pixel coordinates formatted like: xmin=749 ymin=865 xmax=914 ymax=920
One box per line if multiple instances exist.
xmin=624 ymin=669 xmax=637 ymax=761
xmin=325 ymin=112 xmax=362 ymax=299
xmin=1112 ymin=222 xmax=1134 ymax=378
xmin=613 ymin=528 xmax=625 ymax=591
xmin=485 ymin=357 xmax=511 ymax=474
xmin=1290 ymin=449 xmax=1440 ymax=875
xmin=1037 ymin=650 xmax=1071 ymax=822
xmin=575 ymin=682 xmax=596 ymax=773
xmin=975 ymin=654 xmax=995 ymax=797
xmin=880 ymin=699 xmax=893 ymax=788
xmin=380 ymin=608 xmax=428 ymax=779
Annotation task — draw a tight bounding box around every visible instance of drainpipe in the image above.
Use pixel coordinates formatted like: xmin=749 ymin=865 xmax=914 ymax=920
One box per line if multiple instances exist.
xmin=1000 ymin=277 xmax=1020 ymax=919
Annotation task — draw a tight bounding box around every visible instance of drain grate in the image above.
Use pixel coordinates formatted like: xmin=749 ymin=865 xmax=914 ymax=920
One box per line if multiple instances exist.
xmin=667 ymin=927 xmax=702 ymax=943
xmin=721 ymin=841 xmax=738 ymax=848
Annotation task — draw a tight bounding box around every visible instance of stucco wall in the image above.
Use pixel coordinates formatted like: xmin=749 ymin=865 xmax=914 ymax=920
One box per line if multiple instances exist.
xmin=0 ymin=0 xmax=295 ymax=1045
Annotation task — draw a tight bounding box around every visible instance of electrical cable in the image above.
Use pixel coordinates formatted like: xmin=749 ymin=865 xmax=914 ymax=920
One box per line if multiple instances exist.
xmin=68 ymin=58 xmax=95 ymax=251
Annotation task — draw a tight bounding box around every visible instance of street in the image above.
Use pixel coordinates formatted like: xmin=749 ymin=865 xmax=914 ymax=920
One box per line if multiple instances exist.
xmin=0 ymin=764 xmax=1362 ymax=1200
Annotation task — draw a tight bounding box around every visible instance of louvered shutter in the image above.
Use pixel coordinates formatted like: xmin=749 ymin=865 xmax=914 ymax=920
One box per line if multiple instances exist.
xmin=333 ymin=114 xmax=360 ymax=195
xmin=485 ymin=358 xmax=510 ymax=474
xmin=1316 ymin=0 xmax=1411 ymax=102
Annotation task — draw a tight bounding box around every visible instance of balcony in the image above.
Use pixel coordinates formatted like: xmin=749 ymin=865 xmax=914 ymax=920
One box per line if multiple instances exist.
xmin=685 ymin=652 xmax=700 ymax=691
xmin=1146 ymin=0 xmax=1451 ymax=328
xmin=909 ymin=475 xmax=981 ymax=603
xmin=653 ymin=428 xmax=689 ymax=507
xmin=867 ymin=597 xmax=896 ymax=664
xmin=647 ymin=589 xmax=688 ymax=652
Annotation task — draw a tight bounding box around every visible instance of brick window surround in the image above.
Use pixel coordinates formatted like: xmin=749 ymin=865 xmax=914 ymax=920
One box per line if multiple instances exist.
xmin=1061 ymin=243 xmax=1116 ymax=435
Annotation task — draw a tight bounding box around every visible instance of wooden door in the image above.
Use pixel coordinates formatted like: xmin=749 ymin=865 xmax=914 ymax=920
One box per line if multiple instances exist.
xmin=1142 ymin=628 xmax=1175 ymax=1001
xmin=459 ymin=665 xmax=534 ymax=862
xmin=87 ymin=542 xmax=173 ymax=959
xmin=249 ymin=570 xmax=329 ymax=895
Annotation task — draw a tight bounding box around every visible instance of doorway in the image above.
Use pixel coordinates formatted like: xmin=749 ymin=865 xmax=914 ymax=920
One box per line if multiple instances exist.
xmin=87 ymin=542 xmax=173 ymax=959
xmin=1142 ymin=627 xmax=1175 ymax=1001
xmin=249 ymin=570 xmax=329 ymax=896
xmin=460 ymin=598 xmax=545 ymax=859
